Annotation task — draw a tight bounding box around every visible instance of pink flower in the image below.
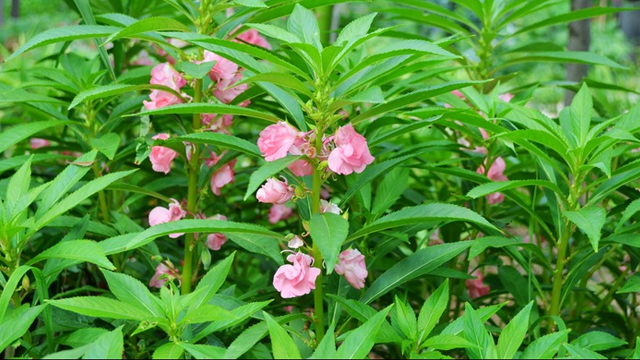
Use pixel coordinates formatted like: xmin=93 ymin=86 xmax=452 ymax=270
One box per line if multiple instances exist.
xmin=143 ymin=90 xmax=184 ymax=110
xmin=210 ymin=160 xmax=236 ymax=196
xmin=273 ymin=252 xmax=321 ymax=298
xmin=148 ymin=199 xmax=186 ymax=238
xmin=214 ymin=74 xmax=248 ymax=104
xmin=149 ymin=134 xmax=178 ymax=174
xmin=206 ymin=214 xmax=228 ymax=251
xmin=499 ymin=93 xmax=514 ymax=102
xmin=150 ymin=63 xmax=186 ymax=90
xmin=203 ymin=51 xmax=239 ymax=82
xmin=328 ymin=124 xmax=375 ymax=175
xmin=202 ymin=113 xmax=233 ymax=133
xmin=30 ymin=138 xmax=50 ymax=149
xmin=287 ymin=235 xmax=304 ymax=249
xmin=288 ymin=159 xmax=313 ymax=176
xmin=149 ymin=262 xmax=180 ymax=288
xmin=257 ymin=177 xmax=294 ymax=204
xmin=477 ymin=156 xmax=508 ymax=205
xmin=269 ymin=204 xmax=293 ymax=224
xmin=320 ymin=200 xmax=341 ymax=215
xmin=132 ymin=50 xmax=154 ymax=66
xmin=234 ymin=28 xmax=271 ymax=50
xmin=466 ymin=271 xmax=490 ymax=299
xmin=334 ymin=249 xmax=368 ymax=289
xmin=257 ymin=122 xmax=301 ymax=161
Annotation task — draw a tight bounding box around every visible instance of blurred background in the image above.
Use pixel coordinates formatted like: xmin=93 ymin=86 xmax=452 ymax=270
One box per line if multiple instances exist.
xmin=1 ymin=0 xmax=639 ymax=116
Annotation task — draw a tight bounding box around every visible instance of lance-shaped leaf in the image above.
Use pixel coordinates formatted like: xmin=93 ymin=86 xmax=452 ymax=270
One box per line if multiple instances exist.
xmin=264 ymin=313 xmax=302 ymax=359
xmin=335 ymin=306 xmax=393 ymax=359
xmin=69 ymin=84 xmax=186 ymax=109
xmin=172 ymin=133 xmax=261 ymax=158
xmin=467 ymin=180 xmax=567 ymax=205
xmin=26 ymin=240 xmax=114 ymax=270
xmin=134 ymin=102 xmax=281 ymax=122
xmin=0 ymin=120 xmax=73 ymax=154
xmin=496 ymin=301 xmax=533 ymax=359
xmin=310 ymin=213 xmax=349 ymax=274
xmin=48 ymin=297 xmax=150 ymax=320
xmin=244 ymin=156 xmax=300 ymax=201
xmin=564 ymin=206 xmax=606 ymax=252
xmin=105 ymin=17 xmax=189 ymax=43
xmin=348 ymin=203 xmax=498 ymax=241
xmin=360 ymin=242 xmax=472 ymax=304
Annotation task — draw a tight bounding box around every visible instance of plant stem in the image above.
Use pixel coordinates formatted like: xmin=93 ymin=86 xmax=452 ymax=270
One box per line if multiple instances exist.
xmin=311 ymin=128 xmax=325 ymax=344
xmin=181 ymin=78 xmax=203 ymax=295
xmin=92 ymin=163 xmax=110 ymax=224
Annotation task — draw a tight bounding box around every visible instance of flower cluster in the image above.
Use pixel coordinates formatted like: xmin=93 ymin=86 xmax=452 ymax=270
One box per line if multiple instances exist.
xmin=148 ymin=199 xmax=186 ymax=238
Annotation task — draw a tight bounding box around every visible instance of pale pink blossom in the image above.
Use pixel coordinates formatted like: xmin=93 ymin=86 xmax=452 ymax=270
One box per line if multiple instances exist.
xmin=257 ymin=177 xmax=294 ymax=204
xmin=149 ymin=134 xmax=178 ymax=174
xmin=334 ymin=249 xmax=368 ymax=289
xmin=328 ymin=124 xmax=375 ymax=175
xmin=132 ymin=50 xmax=154 ymax=66
xmin=234 ymin=28 xmax=271 ymax=49
xmin=148 ymin=199 xmax=186 ymax=238
xmin=150 ymin=63 xmax=186 ymax=90
xmin=269 ymin=204 xmax=293 ymax=224
xmin=477 ymin=156 xmax=508 ymax=205
xmin=273 ymin=252 xmax=321 ymax=298
xmin=320 ymin=200 xmax=341 ymax=215
xmin=210 ymin=160 xmax=236 ymax=196
xmin=149 ymin=262 xmax=180 ymax=288
xmin=466 ymin=271 xmax=490 ymax=299
xmin=203 ymin=50 xmax=239 ymax=82
xmin=206 ymin=214 xmax=228 ymax=251
xmin=287 ymin=235 xmax=304 ymax=249
xmin=257 ymin=122 xmax=301 ymax=161
xmin=214 ymin=74 xmax=248 ymax=104
xmin=499 ymin=93 xmax=514 ymax=102
xmin=202 ymin=113 xmax=233 ymax=133
xmin=288 ymin=159 xmax=313 ymax=176
xmin=30 ymin=138 xmax=50 ymax=149
xmin=143 ymin=90 xmax=184 ymax=110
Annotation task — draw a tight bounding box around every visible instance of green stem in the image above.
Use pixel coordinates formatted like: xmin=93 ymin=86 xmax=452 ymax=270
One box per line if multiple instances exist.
xmin=311 ymin=130 xmax=325 ymax=344
xmin=181 ymin=78 xmax=203 ymax=295
xmin=316 ymin=5 xmax=333 ymax=46
xmin=92 ymin=163 xmax=110 ymax=224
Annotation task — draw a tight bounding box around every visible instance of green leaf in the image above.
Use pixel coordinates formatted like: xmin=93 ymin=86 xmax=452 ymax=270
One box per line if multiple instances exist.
xmin=618 ymin=274 xmax=640 ymax=294
xmin=335 ymin=306 xmax=393 ymax=359
xmin=135 ymin=102 xmax=281 ymax=122
xmin=564 ymin=206 xmax=606 ymax=253
xmin=421 ymin=334 xmax=479 ymax=351
xmin=26 ymin=240 xmax=115 ymax=270
xmin=351 ymin=81 xmax=484 ymax=124
xmin=563 ymin=343 xmax=607 ymax=359
xmin=288 ymin=4 xmax=321 ymax=50
xmin=264 ymin=312 xmax=302 ymax=359
xmin=173 ymin=132 xmax=261 ymax=157
xmin=180 ymin=304 xmax=235 ymax=324
xmin=0 ymin=120 xmax=73 ymax=154
xmin=0 ymin=305 xmax=45 ymax=352
xmin=417 ymin=279 xmax=449 ymax=345
xmin=521 ymin=330 xmax=570 ymax=359
xmin=153 ymin=342 xmax=184 ymax=359
xmin=372 ymin=167 xmax=409 ymax=215
xmin=226 ymin=233 xmax=283 ymax=265
xmin=310 ymin=324 xmax=337 ymax=358
xmin=180 ymin=60 xmax=217 ymax=79
xmin=463 ymin=303 xmax=498 ymax=359
xmin=0 ymin=266 xmax=33 ymax=322
xmin=123 ymin=219 xmax=282 ymax=252
xmin=467 ymin=180 xmax=566 ymax=203
xmin=326 ymin=295 xmax=402 ymax=344
xmin=179 ymin=343 xmax=226 ymax=359
xmin=514 ymin=7 xmax=639 ymax=35
xmin=393 ymin=296 xmax=417 ymax=339
xmin=360 ymin=242 xmax=472 ymax=304
xmin=309 ymin=213 xmax=349 ymax=274
xmin=500 ymin=51 xmax=626 ymax=70
xmin=345 ymin=86 xmax=386 ymax=104
xmin=349 ymin=203 xmax=498 ymax=241
xmin=83 ymin=327 xmax=124 ymax=359
xmin=106 ymin=17 xmax=189 ymax=42
xmin=232 ymin=0 xmax=267 ymax=8
xmin=565 ymin=84 xmax=593 ymax=148
xmin=572 ymin=331 xmax=627 ymax=352
xmin=498 ymin=266 xmax=530 ymax=307
xmin=100 ymin=270 xmax=162 ymax=317
xmin=335 ymin=13 xmax=377 ymax=46
xmin=246 ymin=23 xmax=300 ymax=43
xmin=48 ymin=296 xmax=150 ymax=320
xmin=36 ymin=151 xmax=97 ymax=217
xmin=441 ymin=303 xmax=507 ymax=336
xmin=32 ymin=170 xmax=137 ymax=233
xmin=238 ymin=72 xmax=312 ymax=97
xmin=244 ymin=156 xmax=300 ymax=201
xmin=91 ymin=133 xmax=120 ymax=160
xmin=6 ymin=25 xmax=120 ymax=61
xmin=189 ymin=253 xmax=235 ymax=311
xmin=193 ymin=301 xmax=272 ymax=342
xmin=69 ymin=84 xmax=185 ymax=109
xmin=497 ymin=302 xmax=533 ymax=359
xmin=6 ymin=156 xmax=32 ymax=213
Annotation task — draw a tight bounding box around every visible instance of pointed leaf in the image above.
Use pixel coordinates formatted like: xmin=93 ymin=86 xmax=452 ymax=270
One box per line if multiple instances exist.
xmin=310 ymin=213 xmax=349 ymax=274
xmin=564 ymin=206 xmax=606 ymax=252
xmin=264 ymin=312 xmax=302 ymax=359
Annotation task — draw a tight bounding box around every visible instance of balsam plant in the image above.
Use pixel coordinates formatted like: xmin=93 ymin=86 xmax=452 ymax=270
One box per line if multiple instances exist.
xmin=1 ymin=0 xmax=640 ymax=359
